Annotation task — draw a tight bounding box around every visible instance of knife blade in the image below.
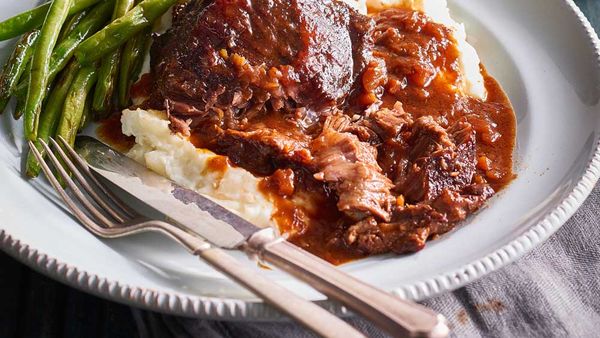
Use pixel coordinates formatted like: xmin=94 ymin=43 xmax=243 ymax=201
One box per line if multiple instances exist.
xmin=75 ymin=136 xmax=267 ymax=249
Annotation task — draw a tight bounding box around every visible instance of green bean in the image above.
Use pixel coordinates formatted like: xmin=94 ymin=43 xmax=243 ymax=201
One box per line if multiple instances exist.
xmin=68 ymin=0 xmax=104 ymax=13
xmin=75 ymin=0 xmax=176 ymax=64
xmin=26 ymin=61 xmax=81 ymax=178
xmin=49 ymin=1 xmax=114 ymax=83
xmin=12 ymin=1 xmax=114 ymax=100
xmin=23 ymin=0 xmax=72 ymax=141
xmin=58 ymin=9 xmax=89 ymax=42
xmin=0 ymin=0 xmax=102 ymax=42
xmin=91 ymin=51 xmax=118 ymax=116
xmin=0 ymin=30 xmax=40 ymax=114
xmin=57 ymin=64 xmax=97 ymax=146
xmin=92 ymin=0 xmax=135 ymax=116
xmin=131 ymin=32 xmax=151 ymax=81
xmin=13 ymin=76 xmax=30 ymax=113
xmin=79 ymin=92 xmax=93 ymax=130
xmin=12 ymin=60 xmax=32 ymax=120
xmin=118 ymin=28 xmax=150 ymax=108
xmin=14 ymin=90 xmax=27 ymax=121
xmin=112 ymin=0 xmax=138 ymax=20
xmin=0 ymin=4 xmax=49 ymax=42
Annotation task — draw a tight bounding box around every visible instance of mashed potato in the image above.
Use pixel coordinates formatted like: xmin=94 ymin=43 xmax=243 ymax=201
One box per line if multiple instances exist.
xmin=342 ymin=0 xmax=368 ymax=13
xmin=121 ymin=109 xmax=275 ymax=228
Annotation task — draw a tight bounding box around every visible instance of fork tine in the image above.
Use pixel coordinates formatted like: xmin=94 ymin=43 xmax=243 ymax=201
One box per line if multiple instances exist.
xmin=28 ymin=142 xmax=115 ymax=237
xmin=57 ymin=136 xmax=138 ymax=219
xmin=38 ymin=139 xmax=116 ymax=229
xmin=48 ymin=138 xmax=129 ymax=223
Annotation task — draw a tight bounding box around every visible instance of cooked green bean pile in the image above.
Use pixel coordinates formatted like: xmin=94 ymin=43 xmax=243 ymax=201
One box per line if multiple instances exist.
xmin=0 ymin=0 xmax=177 ymax=177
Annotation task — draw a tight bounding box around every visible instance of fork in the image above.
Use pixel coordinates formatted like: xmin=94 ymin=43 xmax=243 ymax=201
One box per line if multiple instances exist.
xmin=28 ymin=137 xmax=369 ymax=338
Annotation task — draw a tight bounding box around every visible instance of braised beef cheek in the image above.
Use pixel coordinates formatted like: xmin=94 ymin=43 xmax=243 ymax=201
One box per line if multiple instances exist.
xmin=150 ymin=0 xmax=374 ymax=130
xmin=144 ymin=3 xmax=517 ymax=264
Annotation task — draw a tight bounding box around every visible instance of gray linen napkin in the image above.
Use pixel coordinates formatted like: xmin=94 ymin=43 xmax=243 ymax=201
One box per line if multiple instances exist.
xmin=131 ymin=183 xmax=600 ymax=338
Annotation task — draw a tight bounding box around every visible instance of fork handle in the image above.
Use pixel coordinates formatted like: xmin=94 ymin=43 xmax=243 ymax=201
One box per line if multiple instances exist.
xmin=247 ymin=237 xmax=449 ymax=338
xmin=195 ymin=247 xmax=366 ymax=338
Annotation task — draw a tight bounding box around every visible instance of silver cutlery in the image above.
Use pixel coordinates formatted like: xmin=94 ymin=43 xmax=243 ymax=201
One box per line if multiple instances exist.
xmin=35 ymin=135 xmax=449 ymax=338
xmin=29 ymin=137 xmax=367 ymax=338
xmin=76 ymin=136 xmax=449 ymax=337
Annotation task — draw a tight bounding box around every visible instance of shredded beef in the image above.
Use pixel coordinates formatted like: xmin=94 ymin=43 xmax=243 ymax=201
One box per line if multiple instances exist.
xmin=343 ymin=102 xmax=413 ymax=144
xmin=342 ymin=116 xmax=495 ymax=254
xmin=432 ymin=184 xmax=494 ymax=223
xmin=311 ymin=117 xmax=394 ymax=221
xmin=396 ymin=117 xmax=477 ymax=203
xmin=213 ymin=127 xmax=312 ymax=176
xmin=345 ymin=204 xmax=447 ymax=254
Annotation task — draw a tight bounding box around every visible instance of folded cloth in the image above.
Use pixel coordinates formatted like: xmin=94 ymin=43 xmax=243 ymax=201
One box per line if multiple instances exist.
xmin=131 ymin=183 xmax=600 ymax=338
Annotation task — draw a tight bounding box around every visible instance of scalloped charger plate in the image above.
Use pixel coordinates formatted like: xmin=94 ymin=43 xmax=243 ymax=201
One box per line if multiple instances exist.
xmin=1 ymin=0 xmax=599 ymax=320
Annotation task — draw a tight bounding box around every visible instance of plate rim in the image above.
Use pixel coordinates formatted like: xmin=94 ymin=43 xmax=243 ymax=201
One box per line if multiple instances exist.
xmin=1 ymin=0 xmax=599 ymax=321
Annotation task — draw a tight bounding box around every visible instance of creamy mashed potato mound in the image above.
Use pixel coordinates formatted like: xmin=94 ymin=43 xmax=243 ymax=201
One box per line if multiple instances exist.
xmin=124 ymin=1 xmax=488 ymax=228
xmin=121 ymin=109 xmax=275 ymax=227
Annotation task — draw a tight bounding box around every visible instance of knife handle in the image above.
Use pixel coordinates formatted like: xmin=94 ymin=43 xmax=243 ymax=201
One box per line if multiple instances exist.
xmin=195 ymin=246 xmax=366 ymax=338
xmin=246 ymin=234 xmax=449 ymax=338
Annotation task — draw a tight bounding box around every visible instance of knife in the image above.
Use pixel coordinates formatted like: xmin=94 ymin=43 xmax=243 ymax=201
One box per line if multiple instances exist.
xmin=76 ymin=135 xmax=449 ymax=338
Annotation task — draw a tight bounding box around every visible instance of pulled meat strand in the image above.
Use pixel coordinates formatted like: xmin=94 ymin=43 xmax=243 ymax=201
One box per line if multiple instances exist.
xmin=396 ymin=117 xmax=478 ymax=203
xmin=311 ymin=116 xmax=395 ymax=221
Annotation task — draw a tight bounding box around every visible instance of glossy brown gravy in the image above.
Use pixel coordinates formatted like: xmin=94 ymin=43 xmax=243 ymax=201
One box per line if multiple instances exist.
xmin=259 ymin=71 xmax=516 ymax=264
xmin=97 ymin=113 xmax=135 ymax=153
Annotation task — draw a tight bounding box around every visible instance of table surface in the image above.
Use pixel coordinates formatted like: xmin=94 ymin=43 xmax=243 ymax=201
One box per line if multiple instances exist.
xmin=1 ymin=1 xmax=598 ymax=337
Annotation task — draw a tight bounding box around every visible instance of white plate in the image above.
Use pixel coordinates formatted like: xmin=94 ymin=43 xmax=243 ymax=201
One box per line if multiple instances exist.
xmin=1 ymin=0 xmax=599 ymax=320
